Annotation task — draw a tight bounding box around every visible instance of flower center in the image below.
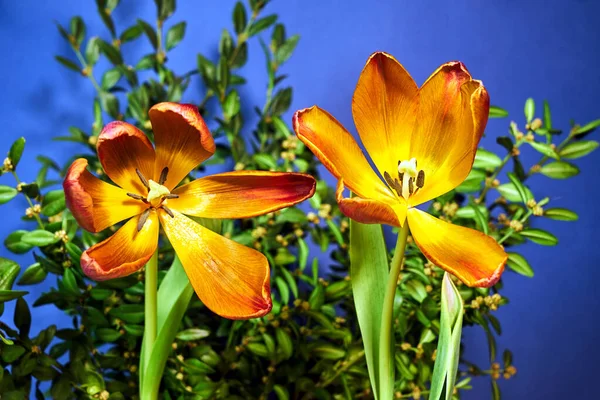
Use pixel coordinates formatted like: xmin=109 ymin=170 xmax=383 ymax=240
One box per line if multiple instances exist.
xmin=383 ymin=157 xmax=425 ymax=199
xmin=126 ymin=166 xmax=178 ymax=231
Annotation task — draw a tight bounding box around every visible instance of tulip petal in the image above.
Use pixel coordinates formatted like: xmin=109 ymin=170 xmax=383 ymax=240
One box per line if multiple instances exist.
xmin=407 ymin=208 xmax=506 ymax=287
xmin=149 ymin=102 xmax=216 ymax=190
xmin=169 ymin=171 xmax=315 ymax=218
xmin=64 ymin=159 xmax=147 ymax=232
xmin=336 ymin=180 xmax=406 ymax=227
xmin=352 ymin=52 xmax=419 ymax=179
xmin=97 ymin=121 xmax=156 ymax=194
xmin=81 ymin=210 xmax=159 ymax=280
xmin=409 ymin=63 xmax=490 ymax=206
xmin=293 ymin=106 xmax=395 ymax=202
xmin=158 ymin=209 xmax=271 ymax=319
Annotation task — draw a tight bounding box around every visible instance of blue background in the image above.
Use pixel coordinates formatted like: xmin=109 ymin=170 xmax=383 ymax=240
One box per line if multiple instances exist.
xmin=1 ymin=1 xmax=599 ymax=398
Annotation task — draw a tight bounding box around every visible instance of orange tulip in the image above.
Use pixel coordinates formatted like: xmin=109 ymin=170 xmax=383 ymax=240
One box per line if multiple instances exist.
xmin=293 ymin=52 xmax=506 ymax=287
xmin=64 ymin=102 xmax=315 ymax=319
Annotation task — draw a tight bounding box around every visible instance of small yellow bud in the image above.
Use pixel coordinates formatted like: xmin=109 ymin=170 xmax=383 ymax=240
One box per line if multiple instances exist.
xmin=530 ymin=118 xmax=543 ymax=130
xmin=234 ymin=162 xmax=245 ymax=171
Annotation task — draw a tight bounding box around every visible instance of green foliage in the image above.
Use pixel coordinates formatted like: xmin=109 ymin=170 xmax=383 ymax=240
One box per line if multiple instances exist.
xmin=0 ymin=1 xmax=597 ymax=399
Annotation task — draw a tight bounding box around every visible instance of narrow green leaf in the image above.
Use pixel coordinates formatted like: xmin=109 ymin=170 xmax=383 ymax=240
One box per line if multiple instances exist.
xmin=101 ymin=68 xmax=121 ymax=90
xmin=165 ymin=21 xmax=186 ymax=51
xmin=233 ymin=2 xmax=247 ymax=34
xmin=0 ymin=186 xmax=18 ymax=204
xmin=429 ymin=273 xmax=464 ymax=400
xmin=249 ymin=14 xmax=277 ymax=36
xmin=21 ymin=230 xmax=60 ymax=247
xmin=0 ymin=290 xmax=28 ymax=302
xmin=473 ymin=149 xmax=503 ymax=170
xmin=506 ymin=173 xmax=532 ymax=203
xmin=350 ymin=220 xmax=389 ymax=399
xmin=543 ymin=100 xmax=552 ymax=129
xmin=524 ymin=98 xmax=535 ymax=123
xmin=55 ymin=56 xmax=81 ymax=73
xmin=539 ymin=161 xmax=579 ymax=179
xmin=544 ymin=208 xmax=578 ymax=221
xmin=506 ymin=253 xmax=534 ymax=277
xmin=573 ymin=119 xmax=600 ymax=136
xmin=520 ymin=229 xmax=558 ymax=246
xmin=297 ymin=238 xmax=308 ymax=271
xmin=275 ymin=35 xmax=299 ymax=64
xmin=17 ymin=263 xmax=48 ymax=285
xmin=0 ymin=257 xmax=20 ymax=289
xmin=559 ymin=140 xmax=599 ymax=159
xmin=528 ymin=142 xmax=559 ymax=159
xmin=175 ymin=328 xmax=210 ymax=341
xmin=8 ymin=137 xmax=26 ymax=169
xmin=489 ymin=106 xmax=508 ymax=118
xmin=496 ymin=182 xmax=534 ymax=203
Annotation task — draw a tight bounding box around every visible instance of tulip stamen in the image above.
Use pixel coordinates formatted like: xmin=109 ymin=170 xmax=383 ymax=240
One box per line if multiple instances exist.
xmin=162 ymin=205 xmax=175 ymax=218
xmin=384 ymin=158 xmax=427 ymax=199
xmin=127 ymin=192 xmax=149 ymax=204
xmin=136 ymin=168 xmax=150 ymax=191
xmin=137 ymin=208 xmax=151 ymax=232
xmin=158 ymin=167 xmax=169 ymax=185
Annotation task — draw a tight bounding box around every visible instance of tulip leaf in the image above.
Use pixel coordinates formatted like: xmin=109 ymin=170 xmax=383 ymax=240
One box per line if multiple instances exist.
xmin=429 ymin=273 xmax=464 ymax=400
xmin=350 ymin=219 xmax=390 ymax=400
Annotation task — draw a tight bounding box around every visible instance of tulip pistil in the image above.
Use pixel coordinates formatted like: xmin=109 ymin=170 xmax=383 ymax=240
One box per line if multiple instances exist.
xmin=383 ymin=158 xmax=425 ymax=199
xmin=131 ymin=167 xmax=179 ymax=231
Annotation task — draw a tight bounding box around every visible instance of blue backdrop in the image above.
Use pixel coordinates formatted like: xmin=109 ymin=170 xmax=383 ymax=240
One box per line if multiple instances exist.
xmin=1 ymin=1 xmax=599 ymax=398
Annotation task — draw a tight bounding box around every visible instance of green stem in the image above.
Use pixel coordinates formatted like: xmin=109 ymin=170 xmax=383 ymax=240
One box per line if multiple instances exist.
xmin=11 ymin=171 xmax=44 ymax=229
xmin=378 ymin=221 xmax=410 ymax=396
xmin=141 ymin=250 xmax=158 ymax=395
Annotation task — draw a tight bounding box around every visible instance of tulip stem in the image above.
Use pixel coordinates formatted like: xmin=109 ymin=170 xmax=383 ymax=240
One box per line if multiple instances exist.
xmin=379 ymin=221 xmax=410 ymax=398
xmin=141 ymin=250 xmax=158 ymax=393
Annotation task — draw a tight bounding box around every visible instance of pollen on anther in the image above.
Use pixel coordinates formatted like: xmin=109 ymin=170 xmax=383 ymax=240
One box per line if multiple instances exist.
xmin=416 ymin=170 xmax=425 ymax=188
xmin=136 ymin=168 xmax=150 ymax=190
xmin=159 ymin=167 xmax=169 ymax=185
xmin=137 ymin=209 xmax=151 ymax=232
xmin=162 ymin=205 xmax=175 ymax=218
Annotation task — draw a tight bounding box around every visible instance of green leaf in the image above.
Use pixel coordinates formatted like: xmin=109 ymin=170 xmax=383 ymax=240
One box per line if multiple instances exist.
xmin=165 ymin=21 xmax=186 ymax=51
xmin=98 ymin=39 xmax=123 ymax=65
xmin=489 ymin=106 xmax=508 ymax=118
xmin=506 ymin=253 xmax=534 ymax=277
xmin=175 ymin=328 xmax=210 ymax=341
xmin=0 ymin=290 xmax=28 ymax=302
xmin=223 ymin=90 xmax=241 ymax=118
xmin=233 ymin=2 xmax=247 ymax=34
xmin=96 ymin=328 xmax=122 ymax=342
xmin=455 ymin=169 xmax=485 ymax=193
xmin=138 ymin=19 xmax=158 ymax=49
xmin=109 ymin=304 xmax=144 ymax=324
xmin=14 ymin=297 xmax=31 ymax=337
xmin=539 ymin=161 xmax=579 ymax=179
xmin=297 ymin=238 xmax=309 ymax=271
xmin=101 ymin=68 xmax=121 ymax=90
xmin=55 ymin=56 xmax=81 ymax=73
xmin=573 ymin=119 xmax=600 ymax=136
xmin=62 ymin=268 xmax=79 ymax=295
xmin=21 ymin=230 xmax=60 ymax=247
xmin=524 ymin=98 xmax=535 ymax=123
xmin=506 ymin=172 xmax=532 ymax=203
xmin=528 ymin=142 xmax=559 ymax=159
xmin=0 ymin=186 xmax=17 ymax=204
xmin=275 ymin=35 xmax=299 ymax=64
xmin=543 ymin=100 xmax=552 ymax=129
xmin=141 ymin=256 xmax=195 ymax=398
xmin=429 ymin=273 xmax=464 ymax=400
xmin=275 ymin=328 xmax=293 ymax=360
xmin=0 ymin=258 xmax=19 ymax=291
xmin=120 ymin=24 xmax=144 ymax=42
xmin=559 ymin=140 xmax=599 ymax=159
xmin=249 ymin=14 xmax=277 ymax=36
xmin=544 ymin=208 xmax=578 ymax=221
xmin=70 ymin=16 xmax=86 ymax=45
xmin=17 ymin=263 xmax=47 ymax=285
xmin=520 ymin=229 xmax=558 ymax=246
xmin=311 ymin=344 xmax=346 ymax=360
xmin=350 ymin=220 xmax=390 ymax=400
xmin=273 ymin=384 xmax=289 ymax=400
xmin=4 ymin=231 xmax=34 ymax=254
xmin=41 ymin=191 xmax=66 ymax=216
xmin=85 ymin=37 xmax=100 ymax=65
xmin=8 ymin=137 xmax=26 ymax=169
xmin=496 ymin=182 xmax=534 ymax=203
xmin=275 ymin=276 xmax=289 ymax=304
xmin=473 ymin=149 xmax=503 ymax=170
